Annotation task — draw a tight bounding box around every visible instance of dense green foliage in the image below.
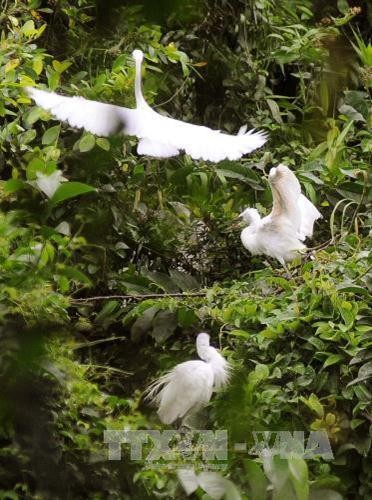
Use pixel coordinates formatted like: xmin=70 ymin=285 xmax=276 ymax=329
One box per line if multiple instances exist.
xmin=0 ymin=0 xmax=371 ymax=498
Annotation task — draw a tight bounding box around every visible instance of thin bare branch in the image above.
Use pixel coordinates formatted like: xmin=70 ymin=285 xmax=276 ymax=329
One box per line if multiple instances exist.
xmin=71 ymin=292 xmax=207 ymax=303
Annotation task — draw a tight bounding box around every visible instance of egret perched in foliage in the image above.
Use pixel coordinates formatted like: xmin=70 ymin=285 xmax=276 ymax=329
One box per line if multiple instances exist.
xmin=238 ymin=164 xmax=322 ymax=273
xmin=26 ymin=50 xmax=267 ymax=162
xmin=145 ymin=333 xmax=230 ymax=425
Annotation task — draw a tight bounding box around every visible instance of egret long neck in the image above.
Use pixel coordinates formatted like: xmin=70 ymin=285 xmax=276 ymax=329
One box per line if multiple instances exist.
xmin=134 ymin=58 xmax=147 ymax=109
xmin=249 ymin=210 xmax=261 ymax=226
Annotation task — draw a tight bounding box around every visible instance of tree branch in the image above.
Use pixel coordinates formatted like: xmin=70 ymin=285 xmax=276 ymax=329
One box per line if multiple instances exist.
xmin=71 ymin=292 xmax=207 ymax=303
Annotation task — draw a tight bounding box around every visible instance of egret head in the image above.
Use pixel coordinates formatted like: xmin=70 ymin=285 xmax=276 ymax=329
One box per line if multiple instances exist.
xmin=269 ymin=163 xmax=290 ymax=184
xmin=196 ymin=332 xmax=210 ymax=347
xmin=238 ymin=207 xmax=261 ymax=225
xmin=196 ymin=333 xmax=211 ymax=360
xmin=132 ymin=49 xmax=144 ymax=63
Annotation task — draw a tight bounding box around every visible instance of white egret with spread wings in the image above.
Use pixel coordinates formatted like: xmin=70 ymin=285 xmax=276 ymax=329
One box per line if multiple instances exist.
xmin=239 ymin=164 xmax=322 ymax=274
xmin=26 ymin=50 xmax=267 ymax=162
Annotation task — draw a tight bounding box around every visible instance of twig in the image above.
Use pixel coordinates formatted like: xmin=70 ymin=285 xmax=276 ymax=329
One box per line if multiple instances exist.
xmin=71 ymin=292 xmax=207 ymax=303
xmin=81 ymin=364 xmax=133 ymax=376
xmin=72 ymin=336 xmax=127 ymax=350
xmin=306 ymin=238 xmax=333 ymax=252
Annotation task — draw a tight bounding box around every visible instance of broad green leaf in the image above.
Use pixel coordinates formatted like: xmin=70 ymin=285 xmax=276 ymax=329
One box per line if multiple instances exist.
xmin=169 ymin=269 xmax=199 ymax=291
xmin=323 ymin=354 xmax=344 ymax=368
xmin=131 ymin=306 xmax=159 ymax=342
xmin=96 ymin=137 xmax=111 ymax=151
xmin=26 ymin=157 xmax=45 ymax=180
xmin=21 ymin=20 xmax=37 ymax=37
xmin=79 ymin=133 xmax=96 ymax=152
xmin=24 ymin=106 xmax=44 ymax=126
xmin=288 ymin=458 xmax=309 ymax=500
xmin=59 ymin=265 xmax=92 ymax=286
xmin=48 ymin=71 xmax=60 ymax=90
xmin=244 ymin=459 xmax=268 ymax=500
xmin=42 ymin=125 xmax=60 ymax=145
xmin=50 ymin=182 xmax=96 ymax=205
xmin=142 ymin=269 xmax=179 ymax=292
xmin=338 ymin=104 xmax=365 ymax=122
xmin=52 ymin=60 xmax=72 ymax=73
xmin=32 ymin=56 xmax=44 ymax=75
xmin=95 ymin=301 xmax=119 ymax=323
xmin=4 ymin=179 xmax=25 ymax=193
xmin=38 ymin=241 xmax=55 ymax=268
xmin=300 ymin=394 xmax=324 ymax=418
xmin=267 ymin=99 xmax=283 ymax=124
xmin=151 ymin=310 xmax=177 ymax=343
xmin=5 ymin=58 xmax=20 ymax=73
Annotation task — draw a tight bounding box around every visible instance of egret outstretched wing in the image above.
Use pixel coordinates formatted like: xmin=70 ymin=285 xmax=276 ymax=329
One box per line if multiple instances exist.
xmin=298 ymin=193 xmax=322 ymax=239
xmin=138 ymin=112 xmax=268 ymax=161
xmin=239 ymin=164 xmax=321 ymax=268
xmin=26 ymin=87 xmax=134 ymax=137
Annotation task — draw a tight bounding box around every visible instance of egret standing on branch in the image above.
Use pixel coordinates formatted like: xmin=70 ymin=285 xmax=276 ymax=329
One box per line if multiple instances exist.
xmin=26 ymin=50 xmax=267 ymax=162
xmin=145 ymin=333 xmax=230 ymax=425
xmin=238 ymin=164 xmax=322 ymax=274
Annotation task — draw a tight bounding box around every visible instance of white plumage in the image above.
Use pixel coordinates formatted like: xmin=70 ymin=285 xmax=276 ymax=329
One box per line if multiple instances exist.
xmin=26 ymin=50 xmax=267 ymax=162
xmin=239 ymin=164 xmax=322 ymax=270
xmin=145 ymin=333 xmax=230 ymax=425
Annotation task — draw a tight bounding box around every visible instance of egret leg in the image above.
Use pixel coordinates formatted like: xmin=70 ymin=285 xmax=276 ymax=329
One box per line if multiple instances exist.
xmin=278 ymin=258 xmax=292 ymax=279
xmin=283 ymin=263 xmax=292 ymax=279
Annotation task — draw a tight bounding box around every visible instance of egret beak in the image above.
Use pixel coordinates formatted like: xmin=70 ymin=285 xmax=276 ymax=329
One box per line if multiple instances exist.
xmin=231 ymin=213 xmax=244 ymax=229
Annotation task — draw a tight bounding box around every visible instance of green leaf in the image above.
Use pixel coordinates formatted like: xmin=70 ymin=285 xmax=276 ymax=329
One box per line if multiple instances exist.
xmin=96 ymin=137 xmax=111 ymax=151
xmin=42 ymin=125 xmax=60 ymax=145
xmin=357 ymin=361 xmax=372 ymax=381
xmin=142 ymin=269 xmax=179 ymax=293
xmin=79 ymin=133 xmax=96 ymax=152
xmin=24 ymin=106 xmax=44 ymax=126
xmin=300 ymin=394 xmax=324 ymax=418
xmin=247 ymin=364 xmax=270 ymax=390
xmin=288 ymin=458 xmax=309 ymax=500
xmin=267 ymin=99 xmax=283 ymax=123
xmin=59 ymin=265 xmax=92 ymax=286
xmin=95 ymin=301 xmax=119 ymax=323
xmin=48 ymin=71 xmax=60 ymax=90
xmin=131 ymin=306 xmax=159 ymax=342
xmin=336 ymin=285 xmax=369 ymax=297
xmin=151 ymin=310 xmax=178 ymax=343
xmin=21 ymin=20 xmax=36 ymax=36
xmin=52 ymin=60 xmax=72 ymax=74
xmin=323 ymin=354 xmax=344 ymax=368
xmin=50 ymin=182 xmax=96 ymax=205
xmin=38 ymin=241 xmax=55 ymax=268
xmin=169 ymin=270 xmax=199 ymax=291
xmin=338 ymin=104 xmax=365 ymax=122
xmin=4 ymin=178 xmax=25 ymax=193
xmin=244 ymin=459 xmax=268 ymax=500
